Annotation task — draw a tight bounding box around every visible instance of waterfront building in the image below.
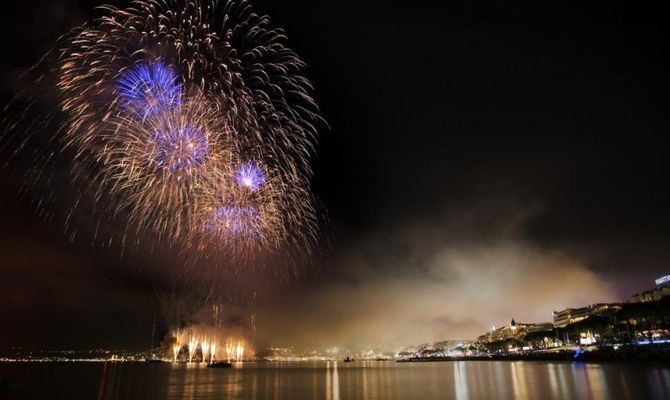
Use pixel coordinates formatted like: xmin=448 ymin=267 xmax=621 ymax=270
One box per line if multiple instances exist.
xmin=432 ymin=340 xmax=474 ymax=355
xmin=579 ymin=331 xmax=599 ymax=345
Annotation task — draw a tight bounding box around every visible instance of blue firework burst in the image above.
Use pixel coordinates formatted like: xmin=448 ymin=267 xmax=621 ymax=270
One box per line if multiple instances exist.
xmin=117 ymin=62 xmax=182 ymax=117
xmin=235 ymin=161 xmax=266 ymax=191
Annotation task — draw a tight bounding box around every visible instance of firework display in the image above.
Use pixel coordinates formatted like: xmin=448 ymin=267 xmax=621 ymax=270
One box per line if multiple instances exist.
xmin=171 ymin=327 xmax=249 ymax=363
xmin=7 ymin=0 xmax=322 ymax=269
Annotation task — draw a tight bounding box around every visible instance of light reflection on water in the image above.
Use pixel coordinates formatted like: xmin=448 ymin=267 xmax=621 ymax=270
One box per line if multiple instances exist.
xmin=2 ymin=361 xmax=670 ymax=399
xmin=103 ymin=361 xmax=670 ymax=400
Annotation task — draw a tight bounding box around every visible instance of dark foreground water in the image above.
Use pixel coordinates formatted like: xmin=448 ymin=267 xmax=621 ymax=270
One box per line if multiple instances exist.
xmin=1 ymin=361 xmax=670 ymax=400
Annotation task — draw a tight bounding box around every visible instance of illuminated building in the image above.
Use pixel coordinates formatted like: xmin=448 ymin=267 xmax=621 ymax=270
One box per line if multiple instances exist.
xmin=579 ymin=331 xmax=599 ymax=346
xmin=628 ymin=274 xmax=670 ymax=303
xmin=553 ymin=307 xmax=590 ymax=328
xmin=477 ymin=319 xmax=553 ymax=344
xmin=628 ymin=287 xmax=670 ymax=303
xmin=552 ymin=303 xmax=622 ymax=328
xmin=656 ymin=274 xmax=670 ymax=288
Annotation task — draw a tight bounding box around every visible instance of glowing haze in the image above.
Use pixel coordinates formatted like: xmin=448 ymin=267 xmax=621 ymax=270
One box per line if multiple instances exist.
xmin=255 ymin=208 xmax=617 ymax=350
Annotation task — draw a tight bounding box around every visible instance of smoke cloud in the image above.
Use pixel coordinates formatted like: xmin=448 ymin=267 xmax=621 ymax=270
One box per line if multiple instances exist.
xmin=255 ymin=206 xmax=617 ymax=350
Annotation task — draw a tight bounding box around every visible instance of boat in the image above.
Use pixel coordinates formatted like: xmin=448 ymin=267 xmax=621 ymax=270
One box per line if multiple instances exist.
xmin=344 ymin=356 xmax=354 ymax=363
xmin=146 ymin=355 xmax=163 ymax=363
xmin=208 ymin=361 xmax=233 ymax=368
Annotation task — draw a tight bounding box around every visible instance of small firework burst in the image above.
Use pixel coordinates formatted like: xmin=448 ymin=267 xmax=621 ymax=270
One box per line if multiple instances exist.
xmin=151 ymin=123 xmax=209 ymax=172
xmin=235 ymin=161 xmax=266 ymax=191
xmin=211 ymin=206 xmax=262 ymax=238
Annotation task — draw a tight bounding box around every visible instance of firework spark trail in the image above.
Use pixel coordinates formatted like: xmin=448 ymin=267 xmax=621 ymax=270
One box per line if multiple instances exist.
xmin=4 ymin=0 xmax=324 ymax=276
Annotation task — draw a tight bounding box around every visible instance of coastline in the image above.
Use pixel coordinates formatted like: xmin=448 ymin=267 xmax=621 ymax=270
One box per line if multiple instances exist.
xmin=398 ymin=344 xmax=670 ymax=363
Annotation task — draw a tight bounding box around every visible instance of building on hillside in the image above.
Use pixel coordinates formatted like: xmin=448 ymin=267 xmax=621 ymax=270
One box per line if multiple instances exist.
xmin=477 ymin=319 xmax=553 ymax=344
xmin=553 ymin=303 xmax=622 ymax=328
xmin=656 ymin=274 xmax=670 ymax=289
xmin=553 ymin=307 xmax=590 ymax=328
xmin=629 ymin=287 xmax=670 ymax=303
xmin=629 ymin=274 xmax=670 ymax=303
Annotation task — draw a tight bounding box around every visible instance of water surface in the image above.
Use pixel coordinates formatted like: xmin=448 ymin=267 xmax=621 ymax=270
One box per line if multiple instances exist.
xmin=1 ymin=360 xmax=669 ymax=399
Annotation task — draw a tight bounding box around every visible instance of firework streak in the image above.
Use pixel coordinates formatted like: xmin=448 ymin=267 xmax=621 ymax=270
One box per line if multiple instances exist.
xmin=6 ymin=0 xmax=322 ymax=273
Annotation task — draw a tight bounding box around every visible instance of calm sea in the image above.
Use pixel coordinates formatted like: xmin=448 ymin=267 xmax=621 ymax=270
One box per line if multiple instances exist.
xmin=1 ymin=360 xmax=669 ymax=399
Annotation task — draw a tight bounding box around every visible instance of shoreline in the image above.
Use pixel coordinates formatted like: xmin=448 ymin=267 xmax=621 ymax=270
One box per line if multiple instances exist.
xmin=399 ymin=344 xmax=670 ymax=363
xmin=3 ymin=344 xmax=670 ymax=364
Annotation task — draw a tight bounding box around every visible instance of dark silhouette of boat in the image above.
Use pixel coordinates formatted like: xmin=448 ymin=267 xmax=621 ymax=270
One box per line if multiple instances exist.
xmin=344 ymin=356 xmax=354 ymax=362
xmin=208 ymin=361 xmax=233 ymax=368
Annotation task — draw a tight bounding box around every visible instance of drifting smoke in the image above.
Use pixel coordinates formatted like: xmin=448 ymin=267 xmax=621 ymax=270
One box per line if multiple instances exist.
xmin=254 ymin=206 xmax=618 ymax=351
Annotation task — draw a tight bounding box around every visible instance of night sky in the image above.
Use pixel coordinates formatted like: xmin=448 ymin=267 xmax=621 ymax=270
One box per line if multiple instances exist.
xmin=1 ymin=0 xmax=669 ymax=350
